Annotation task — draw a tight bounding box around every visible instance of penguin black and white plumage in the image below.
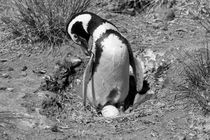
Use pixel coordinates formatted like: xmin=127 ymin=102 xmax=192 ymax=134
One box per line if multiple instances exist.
xmin=66 ymin=12 xmax=143 ymax=112
xmin=66 ymin=12 xmax=118 ymax=56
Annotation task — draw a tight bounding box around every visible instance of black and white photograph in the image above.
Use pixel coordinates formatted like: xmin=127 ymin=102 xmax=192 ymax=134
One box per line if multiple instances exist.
xmin=0 ymin=0 xmax=210 ymax=139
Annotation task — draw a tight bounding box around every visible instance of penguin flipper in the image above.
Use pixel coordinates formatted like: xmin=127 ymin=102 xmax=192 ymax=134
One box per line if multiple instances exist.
xmin=82 ymin=53 xmax=94 ymax=107
xmin=133 ymin=56 xmax=144 ymax=92
xmin=127 ymin=45 xmax=143 ymax=92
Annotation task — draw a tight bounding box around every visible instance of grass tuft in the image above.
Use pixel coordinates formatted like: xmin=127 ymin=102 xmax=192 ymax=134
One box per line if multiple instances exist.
xmin=0 ymin=0 xmax=91 ymax=48
xmin=171 ymin=46 xmax=210 ymax=112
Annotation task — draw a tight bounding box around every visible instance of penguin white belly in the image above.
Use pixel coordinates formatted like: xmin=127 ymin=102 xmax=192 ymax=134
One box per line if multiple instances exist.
xmin=87 ymin=34 xmax=129 ymax=107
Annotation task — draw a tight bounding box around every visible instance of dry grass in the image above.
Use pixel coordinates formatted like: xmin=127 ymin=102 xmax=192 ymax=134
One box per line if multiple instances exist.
xmin=0 ymin=0 xmax=91 ymax=50
xmin=171 ymin=45 xmax=210 ymax=112
xmin=187 ymin=0 xmax=210 ymax=32
xmin=168 ymin=0 xmax=210 ymax=113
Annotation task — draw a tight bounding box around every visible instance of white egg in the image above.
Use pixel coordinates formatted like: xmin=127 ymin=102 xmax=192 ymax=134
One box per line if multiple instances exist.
xmin=101 ymin=105 xmax=119 ymax=118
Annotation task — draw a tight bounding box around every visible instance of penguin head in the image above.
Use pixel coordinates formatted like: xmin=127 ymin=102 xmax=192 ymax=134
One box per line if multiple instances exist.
xmin=67 ymin=12 xmax=92 ymax=55
xmin=67 ymin=12 xmax=118 ymax=55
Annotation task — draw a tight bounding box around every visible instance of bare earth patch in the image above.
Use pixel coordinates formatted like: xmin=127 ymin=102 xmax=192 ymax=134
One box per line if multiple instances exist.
xmin=1 ymin=2 xmax=210 ymax=140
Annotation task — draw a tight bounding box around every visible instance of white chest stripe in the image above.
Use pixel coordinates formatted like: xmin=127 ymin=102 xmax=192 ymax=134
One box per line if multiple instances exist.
xmin=101 ymin=34 xmax=124 ymax=51
xmin=68 ymin=14 xmax=91 ymax=35
xmin=93 ymin=22 xmax=118 ymax=42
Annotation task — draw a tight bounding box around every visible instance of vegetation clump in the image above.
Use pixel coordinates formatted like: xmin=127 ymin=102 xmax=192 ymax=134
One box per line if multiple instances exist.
xmin=171 ymin=47 xmax=210 ymax=113
xmin=1 ymin=0 xmax=91 ymax=47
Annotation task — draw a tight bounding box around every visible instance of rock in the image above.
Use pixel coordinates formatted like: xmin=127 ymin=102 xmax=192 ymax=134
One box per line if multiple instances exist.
xmin=158 ymin=77 xmax=164 ymax=82
xmin=0 ymin=87 xmax=7 ymax=90
xmin=21 ymin=66 xmax=28 ymax=71
xmin=120 ymin=28 xmax=128 ymax=34
xmin=1 ymin=73 xmax=11 ymax=79
xmin=39 ymin=70 xmax=47 ymax=74
xmin=39 ymin=52 xmax=83 ymax=92
xmin=6 ymin=87 xmax=14 ymax=92
xmin=7 ymin=67 xmax=14 ymax=71
xmin=75 ymin=79 xmax=82 ymax=85
xmin=164 ymin=9 xmax=175 ymax=21
xmin=104 ymin=13 xmax=116 ymax=19
xmin=150 ymin=129 xmax=159 ymax=137
xmin=33 ymin=69 xmax=47 ymax=75
xmin=20 ymin=71 xmax=27 ymax=77
xmin=62 ymin=52 xmax=82 ymax=69
xmin=0 ymin=59 xmax=8 ymax=62
xmin=144 ymin=49 xmax=156 ymax=61
xmin=156 ymin=102 xmax=166 ymax=108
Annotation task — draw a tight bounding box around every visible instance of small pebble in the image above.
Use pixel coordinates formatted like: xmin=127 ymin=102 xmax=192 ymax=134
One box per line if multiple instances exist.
xmin=6 ymin=88 xmax=14 ymax=92
xmin=8 ymin=67 xmax=14 ymax=71
xmin=75 ymin=79 xmax=81 ymax=85
xmin=0 ymin=87 xmax=7 ymax=90
xmin=21 ymin=66 xmax=28 ymax=71
xmin=1 ymin=73 xmax=11 ymax=79
xmin=33 ymin=69 xmax=46 ymax=75
xmin=0 ymin=59 xmax=8 ymax=63
xmin=156 ymin=102 xmax=166 ymax=108
xmin=38 ymin=70 xmax=47 ymax=74
xmin=20 ymin=71 xmax=27 ymax=77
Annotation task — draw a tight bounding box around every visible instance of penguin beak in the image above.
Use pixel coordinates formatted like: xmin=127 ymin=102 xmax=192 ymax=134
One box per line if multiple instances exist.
xmin=79 ymin=37 xmax=91 ymax=56
xmin=81 ymin=44 xmax=90 ymax=56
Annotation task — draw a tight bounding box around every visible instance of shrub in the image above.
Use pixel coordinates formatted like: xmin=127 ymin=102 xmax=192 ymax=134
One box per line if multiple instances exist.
xmin=177 ymin=0 xmax=210 ymax=32
xmin=171 ymin=46 xmax=210 ymax=112
xmin=0 ymin=0 xmax=91 ymax=48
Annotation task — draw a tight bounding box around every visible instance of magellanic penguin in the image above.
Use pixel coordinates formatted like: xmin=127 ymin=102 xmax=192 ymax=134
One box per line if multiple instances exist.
xmin=66 ymin=12 xmax=143 ymax=111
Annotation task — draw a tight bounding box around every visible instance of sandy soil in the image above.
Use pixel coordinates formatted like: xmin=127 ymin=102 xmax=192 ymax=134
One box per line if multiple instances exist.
xmin=1 ymin=1 xmax=210 ymax=140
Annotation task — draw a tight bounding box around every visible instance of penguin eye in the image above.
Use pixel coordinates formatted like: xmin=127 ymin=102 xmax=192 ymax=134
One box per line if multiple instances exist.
xmin=72 ymin=34 xmax=82 ymax=45
xmin=73 ymin=34 xmax=78 ymax=40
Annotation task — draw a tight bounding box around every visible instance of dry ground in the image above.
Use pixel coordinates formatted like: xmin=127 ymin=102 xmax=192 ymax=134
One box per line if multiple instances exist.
xmin=0 ymin=1 xmax=210 ymax=140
